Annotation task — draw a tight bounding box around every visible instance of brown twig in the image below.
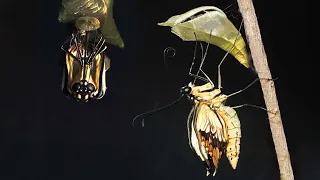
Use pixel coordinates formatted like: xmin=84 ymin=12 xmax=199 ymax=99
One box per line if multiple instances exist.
xmin=236 ymin=0 xmax=294 ymax=179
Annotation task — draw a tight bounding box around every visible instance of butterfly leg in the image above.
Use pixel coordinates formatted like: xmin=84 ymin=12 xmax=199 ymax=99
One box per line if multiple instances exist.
xmin=230 ymin=104 xmax=278 ymax=115
xmin=217 ymin=20 xmax=244 ymax=89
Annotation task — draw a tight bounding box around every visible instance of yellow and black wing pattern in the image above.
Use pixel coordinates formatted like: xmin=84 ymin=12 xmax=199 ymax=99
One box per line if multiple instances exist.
xmin=188 ymin=102 xmax=241 ymax=176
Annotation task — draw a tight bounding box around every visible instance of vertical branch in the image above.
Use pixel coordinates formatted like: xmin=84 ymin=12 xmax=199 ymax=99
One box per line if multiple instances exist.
xmin=236 ymin=0 xmax=294 ymax=180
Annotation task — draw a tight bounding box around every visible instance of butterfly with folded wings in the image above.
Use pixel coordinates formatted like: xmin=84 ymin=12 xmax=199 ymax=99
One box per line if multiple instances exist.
xmin=132 ymin=16 xmax=257 ymax=176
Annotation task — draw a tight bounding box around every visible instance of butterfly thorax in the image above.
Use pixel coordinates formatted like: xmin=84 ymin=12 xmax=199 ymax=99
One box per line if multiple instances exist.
xmin=185 ymin=82 xmax=228 ymax=109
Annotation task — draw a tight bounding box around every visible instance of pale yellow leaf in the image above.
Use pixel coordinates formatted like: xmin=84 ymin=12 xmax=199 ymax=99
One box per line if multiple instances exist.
xmin=158 ymin=6 xmax=249 ymax=68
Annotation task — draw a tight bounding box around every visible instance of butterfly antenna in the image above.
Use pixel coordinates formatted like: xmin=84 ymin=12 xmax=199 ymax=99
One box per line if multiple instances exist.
xmin=163 ymin=47 xmax=176 ymax=69
xmin=132 ymin=95 xmax=184 ymax=127
xmin=218 ymin=19 xmax=244 ymax=89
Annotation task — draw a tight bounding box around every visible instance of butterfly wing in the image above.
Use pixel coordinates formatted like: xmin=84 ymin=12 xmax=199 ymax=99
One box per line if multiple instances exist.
xmin=217 ymin=106 xmax=241 ymax=169
xmin=188 ymin=102 xmax=228 ymax=176
xmin=61 ymin=46 xmax=110 ymax=100
xmin=90 ymin=53 xmax=110 ymax=99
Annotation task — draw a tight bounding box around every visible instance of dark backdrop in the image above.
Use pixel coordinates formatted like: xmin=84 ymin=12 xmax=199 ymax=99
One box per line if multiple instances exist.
xmin=0 ymin=0 xmax=317 ymax=179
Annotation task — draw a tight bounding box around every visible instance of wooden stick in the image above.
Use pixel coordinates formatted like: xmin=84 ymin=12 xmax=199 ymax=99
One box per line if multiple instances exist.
xmin=236 ymin=0 xmax=294 ymax=179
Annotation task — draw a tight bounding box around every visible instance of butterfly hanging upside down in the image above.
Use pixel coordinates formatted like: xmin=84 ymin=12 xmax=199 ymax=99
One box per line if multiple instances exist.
xmin=133 ymin=15 xmax=255 ymax=177
xmin=58 ymin=0 xmax=124 ymax=103
xmin=177 ymin=45 xmax=273 ymax=176
xmin=181 ymin=82 xmax=241 ymax=176
xmin=133 ymin=43 xmax=247 ymax=176
xmin=155 ymin=6 xmax=250 ymax=175
xmin=133 ymin=51 xmax=247 ymax=176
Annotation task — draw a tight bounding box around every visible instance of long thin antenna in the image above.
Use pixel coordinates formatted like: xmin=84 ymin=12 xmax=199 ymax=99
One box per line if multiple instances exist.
xmin=163 ymin=47 xmax=176 ymax=69
xmin=162 ymin=43 xmax=207 ymax=82
xmin=132 ymin=95 xmax=184 ymax=127
xmin=218 ymin=19 xmax=244 ymax=89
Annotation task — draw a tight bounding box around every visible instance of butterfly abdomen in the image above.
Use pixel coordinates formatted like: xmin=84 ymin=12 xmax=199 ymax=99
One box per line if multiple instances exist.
xmin=218 ymin=106 xmax=241 ymax=169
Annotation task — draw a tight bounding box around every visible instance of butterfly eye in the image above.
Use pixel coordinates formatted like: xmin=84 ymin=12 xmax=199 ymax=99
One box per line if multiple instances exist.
xmin=87 ymin=83 xmax=95 ymax=92
xmin=180 ymin=86 xmax=191 ymax=95
xmin=72 ymin=83 xmax=81 ymax=92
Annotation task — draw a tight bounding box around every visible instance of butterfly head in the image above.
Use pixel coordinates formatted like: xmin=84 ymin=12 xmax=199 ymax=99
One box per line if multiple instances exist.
xmin=180 ymin=86 xmax=192 ymax=95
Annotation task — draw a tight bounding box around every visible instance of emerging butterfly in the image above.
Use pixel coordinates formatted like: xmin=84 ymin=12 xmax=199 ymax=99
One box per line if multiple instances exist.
xmin=181 ymin=78 xmax=242 ymax=176
xmin=133 ymin=19 xmax=264 ymax=176
xmin=61 ymin=29 xmax=110 ymax=102
xmin=58 ymin=0 xmax=124 ymax=103
xmin=172 ymin=38 xmax=248 ymax=176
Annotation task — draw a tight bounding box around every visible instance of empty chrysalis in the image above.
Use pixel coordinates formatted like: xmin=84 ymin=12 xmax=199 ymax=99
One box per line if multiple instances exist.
xmin=158 ymin=6 xmax=249 ymax=68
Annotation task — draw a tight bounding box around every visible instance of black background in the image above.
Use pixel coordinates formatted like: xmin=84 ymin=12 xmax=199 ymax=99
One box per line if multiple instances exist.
xmin=0 ymin=0 xmax=317 ymax=179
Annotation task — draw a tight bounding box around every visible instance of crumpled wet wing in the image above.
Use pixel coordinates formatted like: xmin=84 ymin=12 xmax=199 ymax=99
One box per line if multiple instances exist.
xmin=95 ymin=54 xmax=110 ymax=99
xmin=189 ymin=103 xmax=228 ymax=176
